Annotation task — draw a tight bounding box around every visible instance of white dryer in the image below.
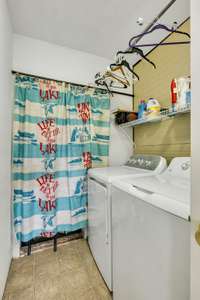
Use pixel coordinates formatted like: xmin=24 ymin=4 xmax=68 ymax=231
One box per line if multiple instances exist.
xmin=111 ymin=157 xmax=191 ymax=300
xmin=88 ymin=155 xmax=167 ymax=291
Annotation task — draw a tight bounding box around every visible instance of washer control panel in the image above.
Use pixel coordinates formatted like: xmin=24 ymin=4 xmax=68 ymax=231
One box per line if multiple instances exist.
xmin=167 ymin=157 xmax=191 ymax=178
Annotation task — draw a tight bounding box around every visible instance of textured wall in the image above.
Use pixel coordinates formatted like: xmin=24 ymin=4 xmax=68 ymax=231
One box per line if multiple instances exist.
xmin=133 ymin=19 xmax=190 ymax=162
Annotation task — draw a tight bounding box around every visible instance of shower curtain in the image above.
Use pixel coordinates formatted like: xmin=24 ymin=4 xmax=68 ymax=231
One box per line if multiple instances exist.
xmin=13 ymin=75 xmax=110 ymax=242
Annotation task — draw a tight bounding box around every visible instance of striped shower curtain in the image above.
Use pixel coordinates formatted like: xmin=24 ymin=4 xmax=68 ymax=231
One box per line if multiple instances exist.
xmin=13 ymin=75 xmax=110 ymax=242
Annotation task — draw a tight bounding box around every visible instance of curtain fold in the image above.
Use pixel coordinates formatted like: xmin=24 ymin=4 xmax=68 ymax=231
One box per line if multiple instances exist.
xmin=13 ymin=75 xmax=110 ymax=242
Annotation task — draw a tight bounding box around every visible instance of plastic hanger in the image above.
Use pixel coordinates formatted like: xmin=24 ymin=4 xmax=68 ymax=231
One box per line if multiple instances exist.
xmin=107 ymin=65 xmax=131 ymax=86
xmin=95 ymin=79 xmax=113 ymax=96
xmin=117 ymin=47 xmax=156 ymax=69
xmin=129 ymin=23 xmax=190 ymax=48
xmin=105 ymin=73 xmax=128 ymax=89
xmin=104 ymin=67 xmax=130 ymax=88
xmin=95 ymin=69 xmax=129 ymax=91
xmin=110 ymin=57 xmax=140 ymax=81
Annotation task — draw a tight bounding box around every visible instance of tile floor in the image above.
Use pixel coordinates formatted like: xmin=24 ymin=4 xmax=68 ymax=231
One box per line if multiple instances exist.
xmin=3 ymin=239 xmax=112 ymax=300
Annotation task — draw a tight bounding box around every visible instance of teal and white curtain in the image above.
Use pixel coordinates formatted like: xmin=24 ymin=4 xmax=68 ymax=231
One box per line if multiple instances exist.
xmin=13 ymin=75 xmax=110 ymax=242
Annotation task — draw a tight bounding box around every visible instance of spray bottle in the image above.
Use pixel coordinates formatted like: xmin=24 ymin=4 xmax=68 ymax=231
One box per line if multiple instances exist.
xmin=171 ymin=79 xmax=177 ymax=112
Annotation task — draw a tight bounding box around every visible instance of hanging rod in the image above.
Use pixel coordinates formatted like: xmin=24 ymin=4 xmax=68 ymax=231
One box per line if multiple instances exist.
xmin=128 ymin=0 xmax=177 ymax=49
xmin=132 ymin=16 xmax=190 ymax=69
xmin=11 ymin=70 xmax=134 ymax=98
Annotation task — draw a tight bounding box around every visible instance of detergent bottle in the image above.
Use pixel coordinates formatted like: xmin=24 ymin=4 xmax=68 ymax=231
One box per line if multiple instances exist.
xmin=138 ymin=100 xmax=146 ymax=119
xmin=146 ymin=98 xmax=160 ymax=119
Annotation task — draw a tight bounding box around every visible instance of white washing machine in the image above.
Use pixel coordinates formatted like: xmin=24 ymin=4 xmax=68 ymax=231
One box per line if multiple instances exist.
xmin=88 ymin=155 xmax=167 ymax=291
xmin=111 ymin=157 xmax=191 ymax=300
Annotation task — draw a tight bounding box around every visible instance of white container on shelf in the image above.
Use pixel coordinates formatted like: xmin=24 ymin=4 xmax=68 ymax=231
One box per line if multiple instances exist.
xmin=177 ymin=76 xmax=191 ymax=109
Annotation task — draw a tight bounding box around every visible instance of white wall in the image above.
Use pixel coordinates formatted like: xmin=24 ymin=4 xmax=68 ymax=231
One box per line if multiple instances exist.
xmin=0 ymin=0 xmax=13 ymax=298
xmin=109 ymin=94 xmax=133 ymax=166
xmin=13 ymin=34 xmax=111 ymax=86
xmin=13 ymin=34 xmax=134 ymax=169
xmin=191 ymin=1 xmax=200 ymax=299
xmin=13 ymin=34 xmax=133 ymax=94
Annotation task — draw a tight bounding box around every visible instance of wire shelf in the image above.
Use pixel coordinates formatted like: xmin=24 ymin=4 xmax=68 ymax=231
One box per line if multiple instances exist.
xmin=119 ymin=105 xmax=191 ymax=128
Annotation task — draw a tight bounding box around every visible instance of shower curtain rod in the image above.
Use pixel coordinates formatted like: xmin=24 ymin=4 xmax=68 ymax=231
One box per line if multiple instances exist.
xmin=11 ymin=70 xmax=134 ymax=98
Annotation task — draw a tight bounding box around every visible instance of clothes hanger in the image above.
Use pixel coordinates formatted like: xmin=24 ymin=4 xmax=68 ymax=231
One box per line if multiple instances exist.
xmin=95 ymin=73 xmax=113 ymax=95
xmin=108 ymin=64 xmax=131 ymax=85
xmin=117 ymin=47 xmax=156 ymax=69
xmin=129 ymin=40 xmax=190 ymax=48
xmin=95 ymin=70 xmax=129 ymax=91
xmin=105 ymin=74 xmax=128 ymax=89
xmin=104 ymin=68 xmax=130 ymax=88
xmin=110 ymin=57 xmax=140 ymax=81
xmin=129 ymin=23 xmax=191 ymax=48
xmin=95 ymin=79 xmax=113 ymax=96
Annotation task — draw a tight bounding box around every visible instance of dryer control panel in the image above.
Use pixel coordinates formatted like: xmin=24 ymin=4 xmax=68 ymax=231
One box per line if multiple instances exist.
xmin=125 ymin=155 xmax=166 ymax=172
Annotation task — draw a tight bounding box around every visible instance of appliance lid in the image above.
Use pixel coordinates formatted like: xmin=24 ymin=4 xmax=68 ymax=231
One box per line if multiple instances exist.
xmin=112 ymin=157 xmax=191 ymax=220
xmin=113 ymin=175 xmax=190 ymax=220
xmin=88 ymin=155 xmax=167 ymax=183
xmin=88 ymin=166 xmax=151 ymax=183
xmin=127 ymin=175 xmax=190 ymax=205
xmin=117 ymin=156 xmax=191 ymax=204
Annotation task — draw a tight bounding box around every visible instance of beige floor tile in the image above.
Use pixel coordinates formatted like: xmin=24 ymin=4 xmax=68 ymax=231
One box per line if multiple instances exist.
xmin=34 ymin=248 xmax=59 ymax=266
xmin=65 ymin=288 xmax=97 ymax=300
xmin=34 ymin=275 xmax=64 ymax=300
xmin=35 ymin=292 xmax=65 ymax=300
xmin=84 ymin=261 xmax=105 ymax=288
xmin=4 ymin=287 xmax=35 ymax=300
xmin=58 ymin=252 xmax=83 ymax=272
xmin=35 ymin=258 xmax=60 ymax=278
xmin=4 ymin=239 xmax=112 ymax=300
xmin=11 ymin=255 xmax=35 ymax=272
xmin=2 ymin=293 xmax=9 ymax=300
xmin=80 ymin=289 xmax=97 ymax=300
xmin=93 ymin=285 xmax=112 ymax=300
xmin=58 ymin=243 xmax=79 ymax=259
xmin=61 ymin=267 xmax=91 ymax=293
xmin=5 ymin=265 xmax=34 ymax=293
xmin=77 ymin=241 xmax=95 ymax=265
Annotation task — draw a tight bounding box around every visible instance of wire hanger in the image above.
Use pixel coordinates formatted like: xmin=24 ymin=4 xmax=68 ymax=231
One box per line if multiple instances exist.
xmin=110 ymin=56 xmax=140 ymax=81
xmin=117 ymin=47 xmax=156 ymax=69
xmin=94 ymin=72 xmax=113 ymax=95
xmin=129 ymin=23 xmax=191 ymax=48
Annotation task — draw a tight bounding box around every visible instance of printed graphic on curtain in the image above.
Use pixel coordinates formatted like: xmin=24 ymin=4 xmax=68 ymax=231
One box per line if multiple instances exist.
xmin=13 ymin=75 xmax=110 ymax=242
